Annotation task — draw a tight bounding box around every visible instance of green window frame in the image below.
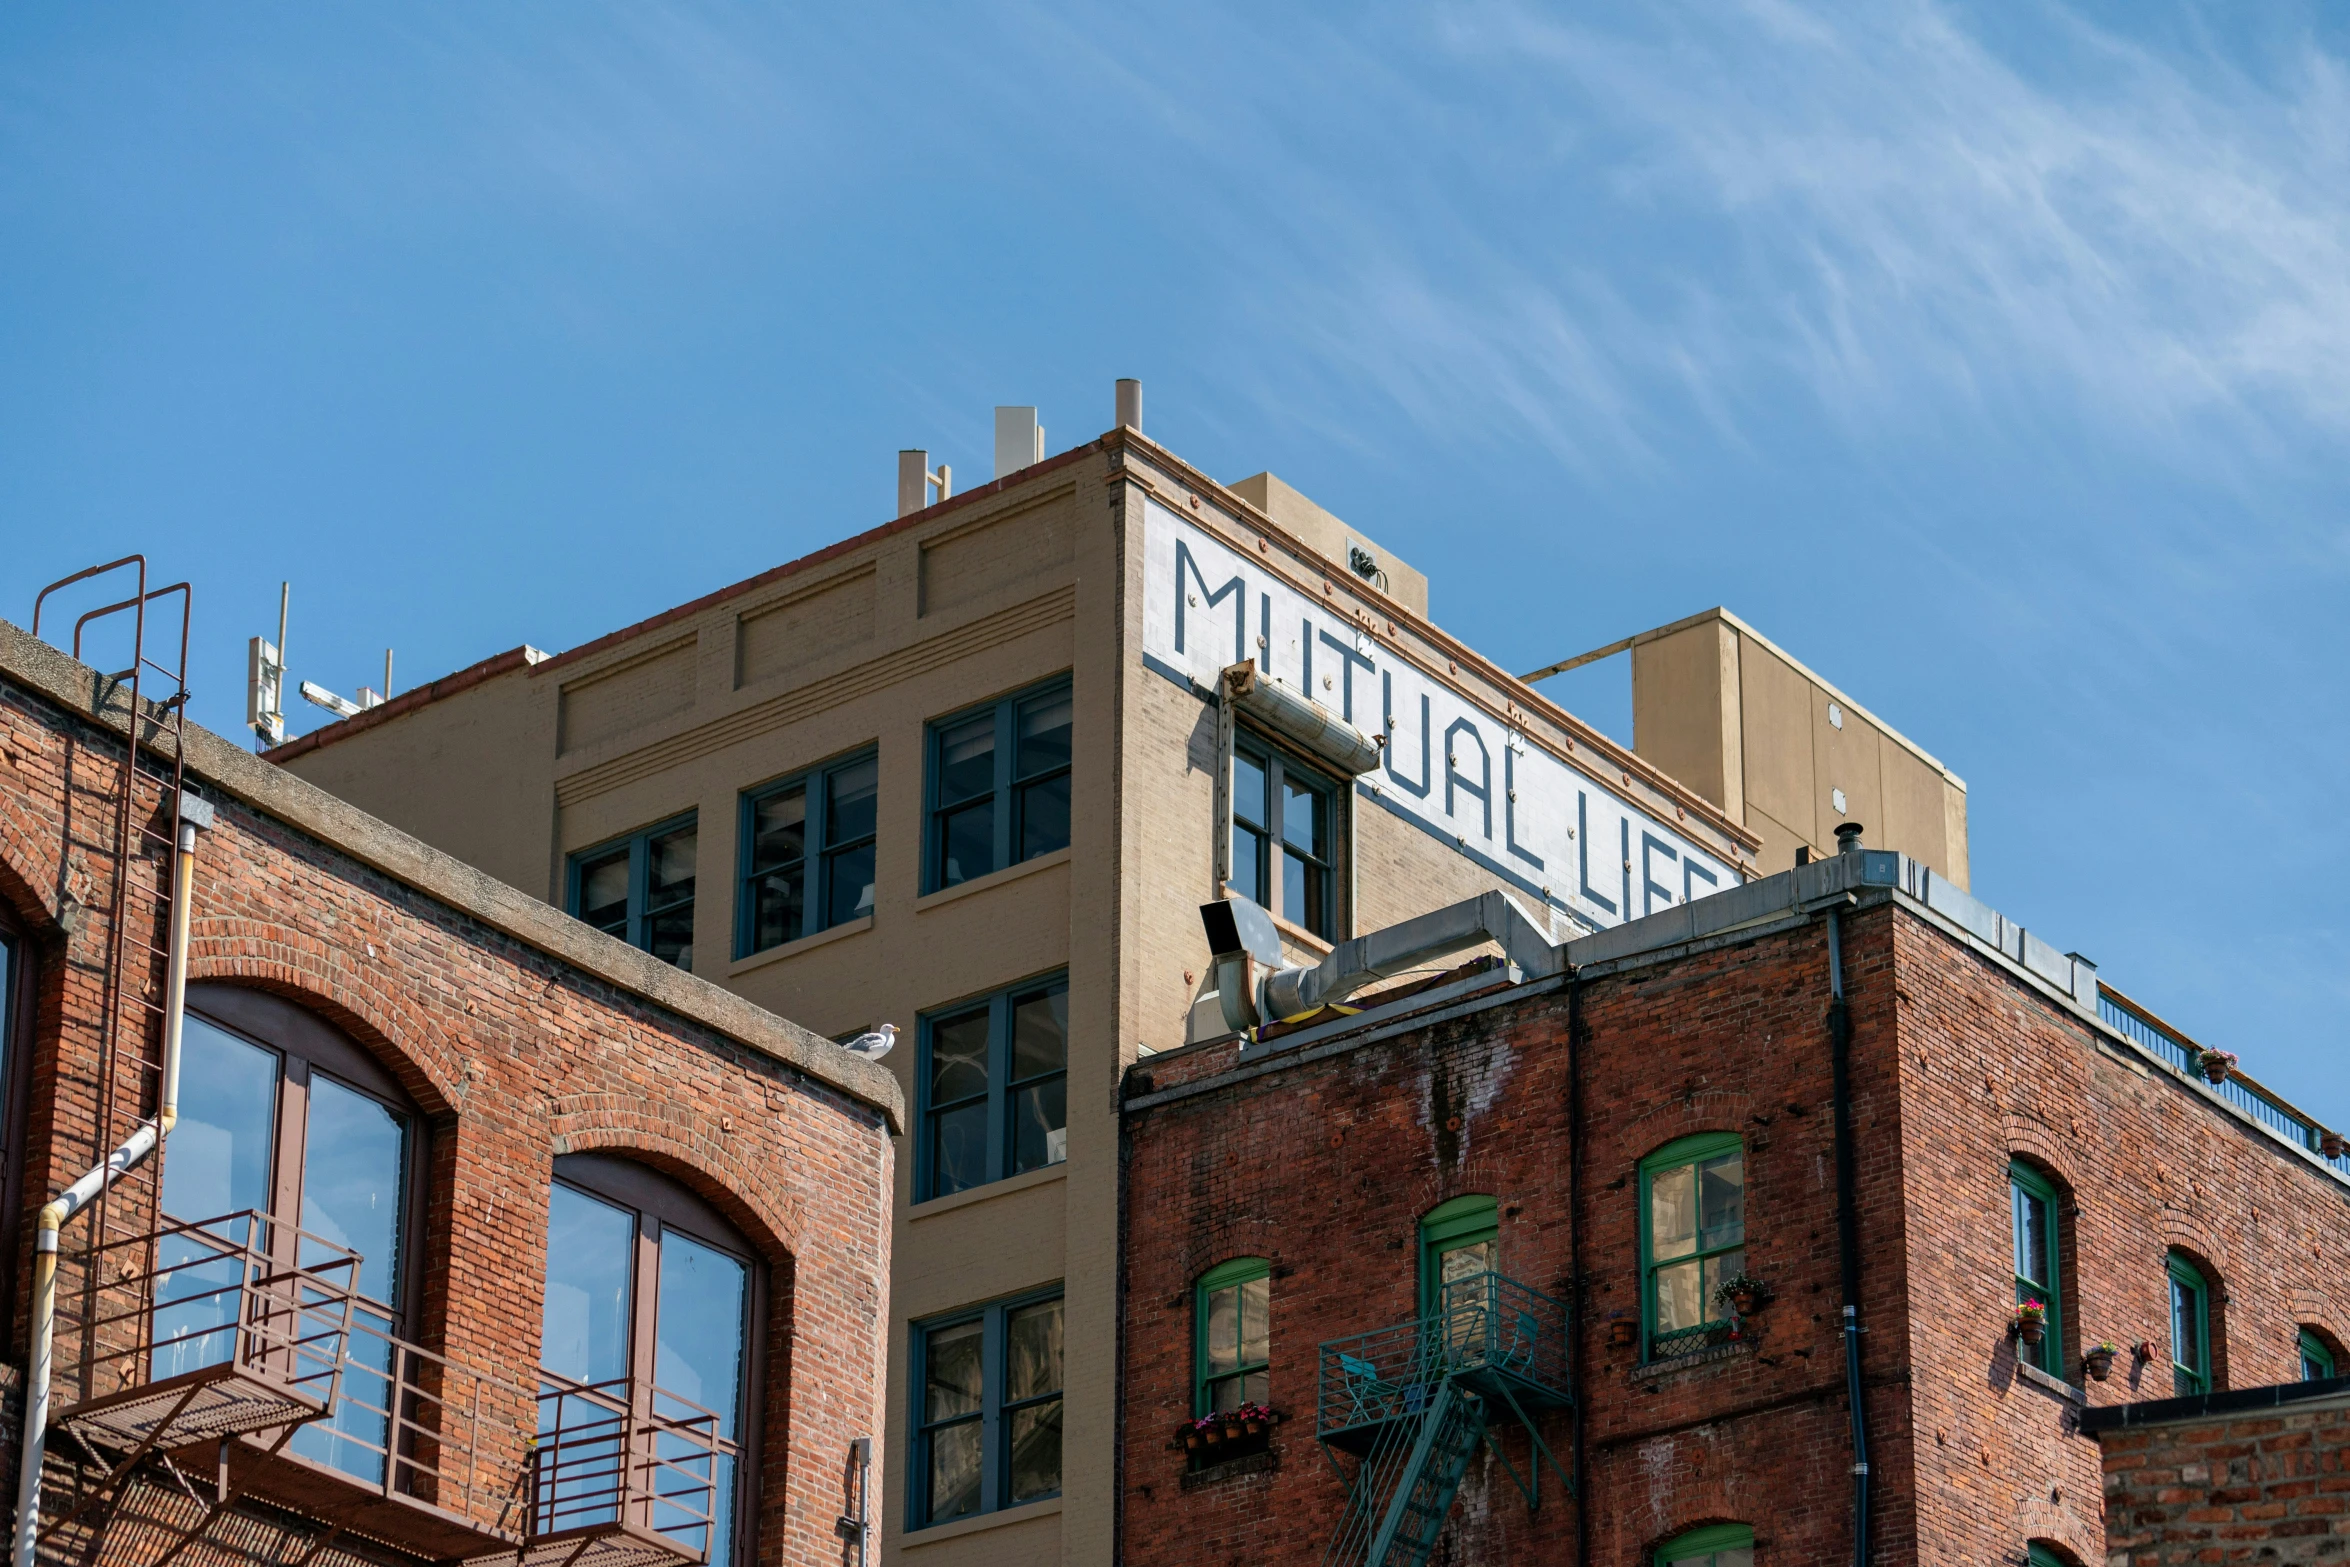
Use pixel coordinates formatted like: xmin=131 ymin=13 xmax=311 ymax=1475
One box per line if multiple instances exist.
xmin=736 ymin=748 xmax=879 ymax=957
xmin=2167 ymin=1252 xmax=2210 ymax=1395
xmin=1418 ymin=1195 xmax=1498 ymax=1317
xmin=1639 ymin=1132 xmax=1746 ymax=1361
xmin=2300 ymin=1328 xmax=2337 ymax=1382
xmin=2009 ymin=1161 xmax=2063 ymax=1377
xmin=924 ymin=677 xmax=1073 ymax=894
xmin=1655 ymin=1522 xmax=1754 ymax=1565
xmin=1194 ymin=1258 xmax=1271 ymax=1416
xmin=567 ymin=811 xmax=698 ymax=971
xmin=2026 ymin=1545 xmax=2072 ymax=1567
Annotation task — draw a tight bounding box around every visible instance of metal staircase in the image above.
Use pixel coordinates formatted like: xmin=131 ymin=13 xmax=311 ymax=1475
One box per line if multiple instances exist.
xmin=1315 ymin=1273 xmax=1573 ymax=1567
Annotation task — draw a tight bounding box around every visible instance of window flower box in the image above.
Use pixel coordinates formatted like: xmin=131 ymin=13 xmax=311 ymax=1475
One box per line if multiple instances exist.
xmin=1177 ymin=1404 xmax=1279 ymax=1471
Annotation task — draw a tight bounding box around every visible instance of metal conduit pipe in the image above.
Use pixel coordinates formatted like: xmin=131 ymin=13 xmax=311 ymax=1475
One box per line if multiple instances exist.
xmin=1567 ymin=970 xmax=1590 ymax=1567
xmin=1826 ymin=886 xmax=1872 ymax=1567
xmin=14 ymin=805 xmax=206 ymax=1567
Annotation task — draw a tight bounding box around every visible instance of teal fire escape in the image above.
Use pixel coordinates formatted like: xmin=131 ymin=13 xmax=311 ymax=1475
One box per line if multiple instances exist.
xmin=1314 ymin=1273 xmax=1574 ymax=1567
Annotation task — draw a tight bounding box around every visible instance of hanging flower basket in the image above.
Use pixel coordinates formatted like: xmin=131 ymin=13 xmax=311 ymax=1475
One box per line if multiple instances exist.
xmin=2321 ymin=1131 xmax=2347 ymax=1160
xmin=2083 ymin=1343 xmax=2118 ymax=1382
xmin=2194 ymin=1048 xmax=2238 ymax=1085
xmin=1608 ymin=1319 xmax=1638 ymax=1349
xmin=2013 ymin=1299 xmax=2048 ymax=1347
xmin=1714 ymin=1272 xmax=1768 ymax=1318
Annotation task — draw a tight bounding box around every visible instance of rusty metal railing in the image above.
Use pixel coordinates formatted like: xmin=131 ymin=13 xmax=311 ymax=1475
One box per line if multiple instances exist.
xmin=531 ymin=1371 xmax=723 ymax=1562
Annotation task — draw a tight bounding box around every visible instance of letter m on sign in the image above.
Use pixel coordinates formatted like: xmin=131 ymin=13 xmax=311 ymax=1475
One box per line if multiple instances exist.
xmin=1175 ymin=541 xmax=1248 ymax=666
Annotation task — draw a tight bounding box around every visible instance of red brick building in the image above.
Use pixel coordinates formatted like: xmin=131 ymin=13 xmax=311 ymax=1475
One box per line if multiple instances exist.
xmin=1118 ymin=846 xmax=2350 ymax=1566
xmin=2086 ymin=1374 xmax=2350 ymax=1562
xmin=0 ymin=597 xmax=898 ymax=1566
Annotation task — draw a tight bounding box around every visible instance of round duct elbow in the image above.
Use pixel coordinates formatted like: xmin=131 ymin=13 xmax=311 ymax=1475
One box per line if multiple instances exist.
xmin=1220 ymin=661 xmax=1383 ymax=777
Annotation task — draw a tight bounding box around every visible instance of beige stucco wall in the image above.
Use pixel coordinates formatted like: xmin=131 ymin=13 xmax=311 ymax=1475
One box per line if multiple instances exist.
xmin=1630 ymin=609 xmax=1969 ymax=888
xmin=274 ymin=429 xmax=1761 ymax=1567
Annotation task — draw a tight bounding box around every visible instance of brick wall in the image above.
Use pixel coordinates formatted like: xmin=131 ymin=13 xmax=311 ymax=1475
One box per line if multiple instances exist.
xmin=2091 ymin=1389 xmax=2350 ymax=1563
xmin=1118 ymin=892 xmax=2350 ymax=1566
xmin=0 ymin=659 xmax=894 ymax=1566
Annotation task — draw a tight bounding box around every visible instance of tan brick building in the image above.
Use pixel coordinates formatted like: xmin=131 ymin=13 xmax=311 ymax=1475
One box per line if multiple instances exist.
xmin=254 ymin=398 xmax=1969 ymax=1566
xmin=1118 ymin=846 xmax=2350 ymax=1566
xmin=0 ymin=602 xmax=897 ymax=1565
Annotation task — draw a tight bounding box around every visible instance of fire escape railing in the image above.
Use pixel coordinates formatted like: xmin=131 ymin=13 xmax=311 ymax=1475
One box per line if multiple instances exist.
xmin=531 ymin=1372 xmax=727 ymax=1565
xmin=1314 ymin=1272 xmax=1573 ymax=1567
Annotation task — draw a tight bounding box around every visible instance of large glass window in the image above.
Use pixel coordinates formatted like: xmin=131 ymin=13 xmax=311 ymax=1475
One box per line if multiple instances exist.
xmin=2300 ymin=1328 xmax=2338 ymax=1382
xmin=918 ymin=975 xmax=1068 ymax=1201
xmin=569 ymin=812 xmax=698 ymax=970
xmin=1195 ymin=1259 xmax=1271 ymax=1415
xmin=157 ymin=989 xmax=422 ymax=1485
xmin=1656 ymin=1523 xmax=1753 ymax=1566
xmin=1640 ymin=1133 xmax=1746 ymax=1361
xmin=2010 ymin=1161 xmax=2064 ymax=1377
xmin=913 ymin=1291 xmax=1064 ymax=1528
xmin=2168 ymin=1251 xmax=2211 ymax=1396
xmin=1230 ymin=736 xmax=1338 ymax=940
xmin=924 ymin=678 xmax=1073 ymax=892
xmin=541 ymin=1155 xmax=762 ymax=1567
xmin=737 ymin=749 xmax=878 ymax=956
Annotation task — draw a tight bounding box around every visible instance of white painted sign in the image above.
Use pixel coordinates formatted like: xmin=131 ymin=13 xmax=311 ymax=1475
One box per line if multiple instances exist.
xmin=1142 ymin=498 xmax=1740 ymax=932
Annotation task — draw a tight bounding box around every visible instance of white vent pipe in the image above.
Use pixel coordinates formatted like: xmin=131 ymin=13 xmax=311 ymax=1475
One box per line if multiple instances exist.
xmin=14 ymin=797 xmax=209 ymax=1567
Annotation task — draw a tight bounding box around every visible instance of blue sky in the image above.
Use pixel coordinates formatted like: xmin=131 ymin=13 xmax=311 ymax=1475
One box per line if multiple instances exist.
xmin=5 ymin=3 xmax=2347 ymax=1124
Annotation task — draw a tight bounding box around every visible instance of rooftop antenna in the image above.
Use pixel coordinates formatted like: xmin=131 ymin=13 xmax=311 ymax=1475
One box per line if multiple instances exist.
xmin=246 ymin=582 xmax=290 ymax=747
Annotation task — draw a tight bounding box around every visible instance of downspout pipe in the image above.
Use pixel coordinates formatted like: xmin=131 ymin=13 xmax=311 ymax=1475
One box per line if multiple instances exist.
xmin=14 ymin=802 xmax=205 ymax=1567
xmin=1567 ymin=969 xmax=1589 ymax=1567
xmin=1826 ymin=863 xmax=1871 ymax=1567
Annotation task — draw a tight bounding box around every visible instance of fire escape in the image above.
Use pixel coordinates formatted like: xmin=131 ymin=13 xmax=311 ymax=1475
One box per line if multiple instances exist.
xmin=1314 ymin=1272 xmax=1574 ymax=1567
xmin=22 ymin=561 xmax=723 ymax=1567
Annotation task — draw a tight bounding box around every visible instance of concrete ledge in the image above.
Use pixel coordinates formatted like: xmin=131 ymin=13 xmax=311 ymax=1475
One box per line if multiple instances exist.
xmin=0 ymin=619 xmax=904 ymax=1132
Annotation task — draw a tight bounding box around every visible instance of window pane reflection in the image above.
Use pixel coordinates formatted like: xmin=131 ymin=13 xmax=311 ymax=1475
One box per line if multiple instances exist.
xmin=301 ymin=1074 xmax=408 ymax=1305
xmin=543 ymin=1184 xmax=635 ymax=1386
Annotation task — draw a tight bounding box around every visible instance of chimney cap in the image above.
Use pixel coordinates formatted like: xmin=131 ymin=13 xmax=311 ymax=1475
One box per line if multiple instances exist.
xmin=1834 ymin=822 xmax=1865 ymax=855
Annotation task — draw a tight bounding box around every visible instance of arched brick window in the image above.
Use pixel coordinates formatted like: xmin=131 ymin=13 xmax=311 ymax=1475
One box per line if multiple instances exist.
xmin=541 ymin=1153 xmax=766 ymax=1567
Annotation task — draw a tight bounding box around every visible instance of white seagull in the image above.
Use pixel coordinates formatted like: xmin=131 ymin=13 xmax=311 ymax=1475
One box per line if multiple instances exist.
xmin=841 ymin=1023 xmax=897 ymax=1061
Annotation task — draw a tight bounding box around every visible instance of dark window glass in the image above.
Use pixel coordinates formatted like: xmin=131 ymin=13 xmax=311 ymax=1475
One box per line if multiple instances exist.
xmin=918 ymin=976 xmax=1069 ymax=1200
xmin=577 ymin=848 xmax=631 ymax=938
xmin=1230 ymin=738 xmax=1337 ymax=939
xmin=2300 ymin=1329 xmax=2336 ymax=1382
xmin=569 ymin=814 xmax=698 ymax=971
xmin=2168 ymin=1253 xmax=2210 ymax=1396
xmin=738 ymin=750 xmax=879 ymax=957
xmin=925 ymin=1009 xmax=991 ymax=1200
xmin=913 ymin=1291 xmax=1063 ymax=1528
xmin=542 ymin=1157 xmax=762 ymax=1567
xmin=925 ymin=678 xmax=1072 ymax=892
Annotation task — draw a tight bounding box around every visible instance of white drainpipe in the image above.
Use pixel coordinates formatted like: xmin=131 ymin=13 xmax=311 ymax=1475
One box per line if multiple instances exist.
xmin=13 ymin=801 xmax=206 ymax=1567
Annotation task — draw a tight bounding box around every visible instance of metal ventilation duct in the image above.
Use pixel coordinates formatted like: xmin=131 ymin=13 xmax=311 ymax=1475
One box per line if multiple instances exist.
xmin=1220 ymin=661 xmax=1383 ymax=777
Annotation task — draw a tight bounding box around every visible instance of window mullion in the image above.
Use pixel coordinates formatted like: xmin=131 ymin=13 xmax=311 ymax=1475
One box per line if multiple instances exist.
xmin=994 ymin=703 xmax=1015 ymax=874
xmin=982 ymin=1305 xmax=1006 ymax=1512
xmin=808 ymin=770 xmax=829 ymax=932
xmin=986 ymin=993 xmax=1010 ymax=1184
xmin=629 ymin=835 xmax=649 ymax=952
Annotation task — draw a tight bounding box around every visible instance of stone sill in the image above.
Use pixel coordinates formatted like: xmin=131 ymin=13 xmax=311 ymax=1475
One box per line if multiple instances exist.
xmin=1181 ymin=1448 xmax=1279 ymax=1489
xmin=2016 ymin=1360 xmax=2087 ymax=1406
xmin=899 ymin=1496 xmax=1061 ymax=1548
xmin=725 ymin=914 xmax=872 ymax=978
xmin=906 ymin=1162 xmax=1068 ymax=1224
xmin=916 ymin=847 xmax=1071 ymax=911
xmin=1630 ymin=1336 xmax=1754 ymax=1385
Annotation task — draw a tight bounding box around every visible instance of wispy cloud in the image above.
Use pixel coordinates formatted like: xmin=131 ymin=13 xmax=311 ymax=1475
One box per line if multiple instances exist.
xmin=1144 ymin=1 xmax=2350 ymax=470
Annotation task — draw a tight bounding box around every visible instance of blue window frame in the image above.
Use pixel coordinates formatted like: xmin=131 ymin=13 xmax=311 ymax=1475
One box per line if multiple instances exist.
xmin=911 ymin=1289 xmax=1064 ymax=1529
xmin=568 ymin=812 xmax=698 ymax=971
xmin=924 ymin=678 xmax=1072 ymax=893
xmin=736 ymin=749 xmax=878 ymax=957
xmin=2300 ymin=1327 xmax=2337 ymax=1382
xmin=918 ymin=975 xmax=1068 ymax=1202
xmin=2010 ymin=1161 xmax=2064 ymax=1377
xmin=2167 ymin=1251 xmax=2211 ymax=1395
